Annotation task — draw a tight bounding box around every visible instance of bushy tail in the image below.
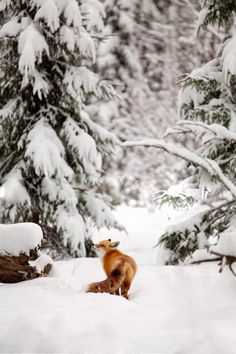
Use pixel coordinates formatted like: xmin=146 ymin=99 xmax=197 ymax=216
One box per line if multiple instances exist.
xmin=87 ymin=262 xmax=126 ymax=295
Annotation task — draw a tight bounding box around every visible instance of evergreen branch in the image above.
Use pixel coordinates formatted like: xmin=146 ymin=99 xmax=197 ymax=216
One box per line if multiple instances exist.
xmin=178 ymin=120 xmax=236 ymax=141
xmin=210 ymin=251 xmax=236 ymax=277
xmin=177 ymin=120 xmax=236 ymax=141
xmin=122 ymin=139 xmax=236 ymax=197
xmin=164 ymin=126 xmax=192 ymax=138
xmin=190 ymin=257 xmax=221 ymax=265
xmin=182 ymin=0 xmax=224 ymax=41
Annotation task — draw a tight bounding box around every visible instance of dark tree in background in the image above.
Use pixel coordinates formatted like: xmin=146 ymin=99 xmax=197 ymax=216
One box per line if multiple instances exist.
xmin=124 ymin=0 xmax=236 ymax=266
xmin=91 ymin=0 xmax=222 ymax=206
xmin=0 ymin=0 xmax=120 ymax=258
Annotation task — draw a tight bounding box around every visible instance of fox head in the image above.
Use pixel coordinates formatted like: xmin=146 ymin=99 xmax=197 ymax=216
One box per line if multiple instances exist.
xmin=93 ymin=239 xmax=120 ymax=256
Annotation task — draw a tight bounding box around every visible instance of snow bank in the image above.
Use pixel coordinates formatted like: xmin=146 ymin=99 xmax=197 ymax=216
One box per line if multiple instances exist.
xmin=0 ymin=222 xmax=43 ymax=256
xmin=0 ymin=258 xmax=236 ymax=354
xmin=0 ymin=206 xmax=236 ymax=354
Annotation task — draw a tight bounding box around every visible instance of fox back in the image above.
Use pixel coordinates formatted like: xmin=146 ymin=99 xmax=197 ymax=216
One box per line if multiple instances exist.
xmin=87 ymin=239 xmax=137 ymax=299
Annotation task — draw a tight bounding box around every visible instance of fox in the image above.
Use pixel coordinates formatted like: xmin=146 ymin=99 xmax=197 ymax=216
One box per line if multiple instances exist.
xmin=87 ymin=239 xmax=137 ymax=299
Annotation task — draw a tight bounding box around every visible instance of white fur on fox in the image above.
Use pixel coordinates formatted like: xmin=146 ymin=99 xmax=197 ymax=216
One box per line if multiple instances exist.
xmin=0 ymin=223 xmax=43 ymax=256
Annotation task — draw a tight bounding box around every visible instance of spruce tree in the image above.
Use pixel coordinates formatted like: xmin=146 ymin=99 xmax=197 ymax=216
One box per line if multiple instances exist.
xmin=124 ymin=0 xmax=236 ymax=265
xmin=91 ymin=0 xmax=178 ymax=205
xmin=92 ymin=0 xmax=222 ymax=206
xmin=0 ymin=0 xmax=119 ymax=257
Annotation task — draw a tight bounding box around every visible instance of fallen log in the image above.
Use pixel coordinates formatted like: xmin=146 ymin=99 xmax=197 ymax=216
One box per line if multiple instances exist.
xmin=0 ymin=254 xmax=37 ymax=283
xmin=0 ymin=223 xmax=53 ymax=284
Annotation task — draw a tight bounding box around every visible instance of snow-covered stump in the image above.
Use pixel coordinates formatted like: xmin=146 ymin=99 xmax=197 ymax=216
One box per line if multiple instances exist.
xmin=0 ymin=223 xmax=53 ymax=283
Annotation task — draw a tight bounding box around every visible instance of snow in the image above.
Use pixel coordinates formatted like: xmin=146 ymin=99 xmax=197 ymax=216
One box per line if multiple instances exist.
xmin=0 ymin=222 xmax=43 ymax=256
xmin=34 ymin=0 xmax=60 ymax=32
xmin=221 ymin=30 xmax=236 ymax=83
xmin=56 ymin=207 xmax=86 ymax=255
xmin=18 ymin=23 xmax=49 ymax=84
xmin=0 ymin=17 xmax=21 ymax=37
xmin=179 ymin=119 xmax=236 ymax=142
xmin=77 ymin=28 xmax=96 ymax=62
xmin=229 ymin=110 xmax=236 ymax=132
xmin=63 ymin=118 xmax=99 ymax=166
xmin=197 ymin=7 xmax=209 ymax=28
xmin=85 ymin=192 xmax=118 ymax=229
xmin=210 ymin=216 xmax=236 ymax=257
xmin=29 ymin=251 xmax=53 ymax=273
xmin=0 ymin=170 xmax=31 ymax=207
xmin=123 ymin=139 xmax=236 ymax=198
xmin=80 ymin=109 xmax=118 ymax=144
xmin=32 ymin=70 xmax=49 ymax=99
xmin=64 ymin=0 xmax=82 ymax=29
xmin=25 ymin=118 xmax=73 ymax=179
xmin=0 ymin=0 xmax=11 ymax=12
xmin=163 ymin=202 xmax=209 ymax=235
xmin=0 ymin=99 xmax=18 ymax=119
xmin=80 ymin=0 xmax=105 ymax=33
xmin=187 ymin=249 xmax=219 ymax=264
xmin=60 ymin=25 xmax=77 ymax=51
xmin=211 ymin=232 xmax=236 ymax=257
xmin=63 ymin=66 xmax=100 ymax=105
xmin=1 ymin=206 xmax=236 ymax=353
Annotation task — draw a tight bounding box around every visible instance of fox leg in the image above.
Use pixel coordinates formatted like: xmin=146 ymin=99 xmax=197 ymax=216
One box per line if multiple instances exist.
xmin=114 ymin=288 xmax=120 ymax=296
xmin=121 ymin=280 xmax=131 ymax=299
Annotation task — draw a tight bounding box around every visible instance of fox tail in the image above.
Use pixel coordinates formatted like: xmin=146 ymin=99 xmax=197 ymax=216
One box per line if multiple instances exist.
xmin=87 ymin=261 xmax=126 ymax=295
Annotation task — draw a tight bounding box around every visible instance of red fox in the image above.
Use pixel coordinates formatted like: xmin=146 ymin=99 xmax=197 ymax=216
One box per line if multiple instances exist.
xmin=87 ymin=239 xmax=137 ymax=299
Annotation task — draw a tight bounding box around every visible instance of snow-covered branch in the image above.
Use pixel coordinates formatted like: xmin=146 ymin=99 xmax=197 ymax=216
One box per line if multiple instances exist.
xmin=178 ymin=120 xmax=236 ymax=141
xmin=182 ymin=0 xmax=224 ymax=41
xmin=122 ymin=139 xmax=236 ymax=197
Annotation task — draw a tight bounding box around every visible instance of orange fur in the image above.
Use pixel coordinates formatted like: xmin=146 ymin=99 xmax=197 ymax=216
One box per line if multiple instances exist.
xmin=87 ymin=239 xmax=137 ymax=299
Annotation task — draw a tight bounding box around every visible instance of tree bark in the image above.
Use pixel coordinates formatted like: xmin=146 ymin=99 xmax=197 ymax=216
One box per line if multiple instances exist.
xmin=0 ymin=255 xmax=37 ymax=283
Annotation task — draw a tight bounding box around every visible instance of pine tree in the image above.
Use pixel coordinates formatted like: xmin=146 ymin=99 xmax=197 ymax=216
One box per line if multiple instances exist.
xmin=90 ymin=0 xmax=222 ymax=206
xmin=88 ymin=0 xmax=178 ymax=205
xmin=0 ymin=0 xmax=119 ymax=257
xmin=124 ymin=1 xmax=236 ymax=266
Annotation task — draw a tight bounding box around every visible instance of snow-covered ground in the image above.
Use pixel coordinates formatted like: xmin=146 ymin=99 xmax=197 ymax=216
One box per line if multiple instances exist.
xmin=1 ymin=206 xmax=236 ymax=354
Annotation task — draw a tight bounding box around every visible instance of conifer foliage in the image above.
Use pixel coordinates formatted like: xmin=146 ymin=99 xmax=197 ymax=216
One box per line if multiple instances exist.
xmin=125 ymin=0 xmax=236 ymax=265
xmin=95 ymin=0 xmax=166 ymax=204
xmin=94 ymin=0 xmax=221 ymax=206
xmin=0 ymin=0 xmax=119 ymax=257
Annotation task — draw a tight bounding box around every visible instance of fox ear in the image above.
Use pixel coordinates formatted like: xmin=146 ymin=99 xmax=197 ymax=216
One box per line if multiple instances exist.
xmin=110 ymin=241 xmax=120 ymax=248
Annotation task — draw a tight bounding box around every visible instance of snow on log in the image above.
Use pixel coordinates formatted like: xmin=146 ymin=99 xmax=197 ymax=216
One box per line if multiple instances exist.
xmin=0 ymin=223 xmax=53 ymax=283
xmin=29 ymin=251 xmax=53 ymax=275
xmin=0 ymin=222 xmax=43 ymax=256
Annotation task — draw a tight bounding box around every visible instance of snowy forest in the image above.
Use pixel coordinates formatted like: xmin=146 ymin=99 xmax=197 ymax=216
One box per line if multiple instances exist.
xmin=1 ymin=1 xmax=236 ymax=353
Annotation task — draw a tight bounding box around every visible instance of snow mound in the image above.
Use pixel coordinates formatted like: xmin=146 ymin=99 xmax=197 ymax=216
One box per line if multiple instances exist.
xmin=0 ymin=222 xmax=43 ymax=256
xmin=29 ymin=251 xmax=53 ymax=273
xmin=211 ymin=232 xmax=236 ymax=257
xmin=211 ymin=216 xmax=236 ymax=257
